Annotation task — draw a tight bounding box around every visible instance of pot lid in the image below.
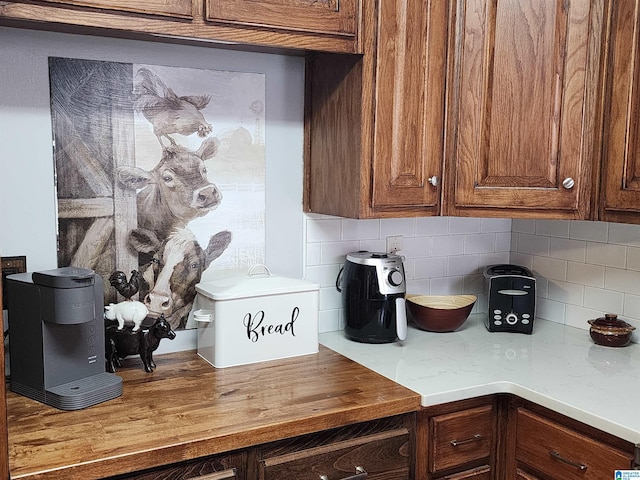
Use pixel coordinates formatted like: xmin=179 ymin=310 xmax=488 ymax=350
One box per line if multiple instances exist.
xmin=588 ymin=313 xmax=636 ymax=332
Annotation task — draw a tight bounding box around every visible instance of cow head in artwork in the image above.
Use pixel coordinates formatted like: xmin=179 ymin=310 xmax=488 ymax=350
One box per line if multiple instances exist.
xmin=129 ymin=227 xmax=232 ymax=329
xmin=116 ymin=137 xmax=222 ymax=240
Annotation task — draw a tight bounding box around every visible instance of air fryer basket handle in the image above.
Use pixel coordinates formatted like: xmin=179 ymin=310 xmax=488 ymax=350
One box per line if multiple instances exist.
xmin=396 ymin=297 xmax=407 ymax=341
xmin=336 ymin=266 xmax=344 ymax=293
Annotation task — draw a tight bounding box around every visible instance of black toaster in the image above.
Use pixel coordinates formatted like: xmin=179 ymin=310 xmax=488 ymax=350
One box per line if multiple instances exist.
xmin=483 ymin=264 xmax=536 ymax=334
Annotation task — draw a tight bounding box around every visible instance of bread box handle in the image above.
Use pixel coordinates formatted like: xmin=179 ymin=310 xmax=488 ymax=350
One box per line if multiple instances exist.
xmin=247 ymin=264 xmax=272 ymax=278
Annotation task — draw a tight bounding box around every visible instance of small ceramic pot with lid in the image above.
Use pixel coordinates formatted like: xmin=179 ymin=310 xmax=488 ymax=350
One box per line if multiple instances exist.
xmin=588 ymin=313 xmax=636 ymax=347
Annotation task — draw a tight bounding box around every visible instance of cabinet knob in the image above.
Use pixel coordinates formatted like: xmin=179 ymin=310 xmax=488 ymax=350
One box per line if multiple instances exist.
xmin=562 ymin=177 xmax=575 ymax=189
xmin=320 ymin=466 xmax=367 ymax=480
xmin=428 ymin=176 xmax=439 ymax=187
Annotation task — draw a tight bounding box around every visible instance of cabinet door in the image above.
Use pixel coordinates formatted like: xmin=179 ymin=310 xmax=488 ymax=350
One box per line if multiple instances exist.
xmin=371 ymin=0 xmax=448 ymax=211
xmin=205 ymin=0 xmax=357 ymax=38
xmin=430 ymin=405 xmax=494 ymax=474
xmin=38 ymin=0 xmax=193 ymax=19
xmin=0 ymin=285 xmax=8 ymax=480
xmin=516 ymin=408 xmax=633 ymax=479
xmin=448 ymin=0 xmax=602 ymax=218
xmin=600 ymin=0 xmax=640 ymax=223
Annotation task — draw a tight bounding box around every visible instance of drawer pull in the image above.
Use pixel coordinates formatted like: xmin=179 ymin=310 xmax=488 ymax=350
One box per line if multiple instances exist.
xmin=550 ymin=450 xmax=588 ymax=471
xmin=450 ymin=434 xmax=483 ymax=447
xmin=319 ymin=466 xmax=367 ymax=480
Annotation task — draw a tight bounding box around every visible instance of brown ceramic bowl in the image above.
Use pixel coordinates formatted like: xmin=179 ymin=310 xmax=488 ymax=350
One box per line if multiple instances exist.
xmin=406 ymin=294 xmax=477 ymax=332
xmin=588 ymin=313 xmax=635 ymax=347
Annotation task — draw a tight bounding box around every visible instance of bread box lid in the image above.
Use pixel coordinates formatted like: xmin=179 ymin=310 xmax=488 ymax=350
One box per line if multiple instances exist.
xmin=195 ymin=265 xmax=319 ymax=301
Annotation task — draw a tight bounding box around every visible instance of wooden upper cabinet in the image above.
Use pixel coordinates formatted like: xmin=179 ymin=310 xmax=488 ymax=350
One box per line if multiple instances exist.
xmin=38 ymin=0 xmax=193 ymax=19
xmin=304 ymin=0 xmax=448 ymax=218
xmin=371 ymin=0 xmax=447 ymax=212
xmin=205 ymin=0 xmax=357 ymax=38
xmin=446 ymin=0 xmax=604 ymax=219
xmin=600 ymin=0 xmax=640 ymax=223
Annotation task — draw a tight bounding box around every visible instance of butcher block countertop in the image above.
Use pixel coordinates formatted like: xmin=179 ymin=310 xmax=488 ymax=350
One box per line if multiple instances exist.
xmin=6 ymin=346 xmax=421 ymax=480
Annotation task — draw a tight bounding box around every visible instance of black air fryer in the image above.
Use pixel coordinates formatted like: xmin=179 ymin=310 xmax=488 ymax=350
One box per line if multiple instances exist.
xmin=336 ymin=251 xmax=407 ymax=343
xmin=484 ymin=264 xmax=536 ymax=334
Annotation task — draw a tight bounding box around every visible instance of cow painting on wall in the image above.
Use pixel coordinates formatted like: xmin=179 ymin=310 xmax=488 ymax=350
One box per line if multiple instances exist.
xmin=50 ymin=57 xmax=266 ymax=329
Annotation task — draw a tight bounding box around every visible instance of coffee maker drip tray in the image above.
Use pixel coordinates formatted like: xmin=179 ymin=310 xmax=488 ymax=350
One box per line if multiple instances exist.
xmin=12 ymin=372 xmax=123 ymax=411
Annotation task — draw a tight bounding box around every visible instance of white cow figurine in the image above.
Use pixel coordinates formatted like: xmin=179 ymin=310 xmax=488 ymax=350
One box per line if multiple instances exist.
xmin=105 ymin=301 xmax=148 ymax=332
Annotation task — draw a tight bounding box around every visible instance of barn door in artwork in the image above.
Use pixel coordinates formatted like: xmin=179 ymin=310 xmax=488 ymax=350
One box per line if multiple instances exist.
xmin=49 ymin=57 xmax=138 ymax=302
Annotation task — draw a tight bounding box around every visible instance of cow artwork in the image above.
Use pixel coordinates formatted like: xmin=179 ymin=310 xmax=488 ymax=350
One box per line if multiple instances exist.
xmin=50 ymin=58 xmax=266 ymax=331
xmin=116 ymin=137 xmax=223 ymax=240
xmin=128 ymin=227 xmax=232 ymax=329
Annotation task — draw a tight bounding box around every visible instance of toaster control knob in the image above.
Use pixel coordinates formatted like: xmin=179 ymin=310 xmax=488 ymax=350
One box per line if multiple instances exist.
xmin=506 ymin=313 xmax=518 ymax=325
xmin=388 ymin=269 xmax=404 ymax=287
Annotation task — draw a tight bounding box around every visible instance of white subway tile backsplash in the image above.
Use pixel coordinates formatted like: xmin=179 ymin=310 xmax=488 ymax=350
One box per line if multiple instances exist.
xmin=536 ymin=297 xmax=566 ymax=323
xmin=605 ymin=267 xmax=640 ymax=295
xmin=320 ymin=240 xmax=360 ymax=265
xmin=585 ymin=242 xmax=626 ymax=268
xmin=380 ymin=218 xmax=415 ymax=237
xmin=517 ymin=233 xmax=550 ymax=256
xmin=464 ymin=233 xmax=497 ymax=255
xmin=626 ymin=246 xmax=640 ymax=271
xmin=416 ymin=216 xmax=450 ymax=236
xmin=306 ymin=217 xmax=342 ymax=242
xmin=623 ymin=294 xmax=640 ymax=320
xmin=608 ymin=223 xmax=640 ymax=247
xmin=569 ymin=220 xmax=608 ymax=242
xmin=566 ymin=261 xmax=605 ymax=288
xmin=449 ymin=217 xmax=482 ymax=234
xmin=403 ymin=236 xmax=431 ymax=258
xmin=533 ymin=256 xmax=567 ymax=281
xmin=481 ymin=218 xmax=512 ymax=233
xmin=448 ymin=255 xmax=479 ymax=276
xmin=342 ymin=218 xmax=379 ymax=240
xmin=512 ymin=219 xmax=536 ymax=234
xmin=564 ymin=304 xmax=601 ymax=330
xmin=432 ymin=235 xmax=465 ymax=256
xmin=536 ymin=219 xmax=570 ymax=238
xmin=415 ymin=256 xmax=447 ymax=279
xmin=549 ymin=237 xmax=586 ymax=262
xmin=547 ymin=279 xmax=584 ymax=306
xmin=582 ymin=286 xmax=624 ymax=314
xmin=304 ymin=216 xmax=640 ymax=339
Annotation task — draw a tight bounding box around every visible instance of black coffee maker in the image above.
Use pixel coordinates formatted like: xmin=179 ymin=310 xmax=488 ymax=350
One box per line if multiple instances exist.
xmin=336 ymin=251 xmax=407 ymax=343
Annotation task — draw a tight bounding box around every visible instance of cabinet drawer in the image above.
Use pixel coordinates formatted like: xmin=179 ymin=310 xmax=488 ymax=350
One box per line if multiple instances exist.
xmin=259 ymin=428 xmax=410 ymax=480
xmin=516 ymin=408 xmax=633 ymax=479
xmin=430 ymin=405 xmax=494 ymax=473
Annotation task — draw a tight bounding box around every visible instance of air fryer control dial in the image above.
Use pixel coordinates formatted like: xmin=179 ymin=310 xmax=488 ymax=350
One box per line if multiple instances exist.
xmin=388 ymin=269 xmax=404 ymax=287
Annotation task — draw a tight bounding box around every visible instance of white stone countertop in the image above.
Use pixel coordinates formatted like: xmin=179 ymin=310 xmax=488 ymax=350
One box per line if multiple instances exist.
xmin=319 ymin=316 xmax=640 ymax=444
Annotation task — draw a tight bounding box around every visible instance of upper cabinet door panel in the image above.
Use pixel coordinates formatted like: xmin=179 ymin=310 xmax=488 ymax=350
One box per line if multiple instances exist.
xmin=371 ymin=0 xmax=447 ymax=210
xmin=601 ymin=0 xmax=640 ymax=221
xmin=38 ymin=0 xmax=193 ymax=19
xmin=205 ymin=0 xmax=357 ymax=37
xmin=451 ymin=0 xmax=597 ymax=216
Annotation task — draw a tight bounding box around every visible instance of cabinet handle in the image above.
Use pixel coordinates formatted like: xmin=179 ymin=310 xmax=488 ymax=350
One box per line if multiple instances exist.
xmin=562 ymin=177 xmax=575 ymax=189
xmin=450 ymin=433 xmax=483 ymax=446
xmin=319 ymin=466 xmax=367 ymax=480
xmin=190 ymin=468 xmax=237 ymax=479
xmin=428 ymin=176 xmax=439 ymax=187
xmin=550 ymin=450 xmax=588 ymax=471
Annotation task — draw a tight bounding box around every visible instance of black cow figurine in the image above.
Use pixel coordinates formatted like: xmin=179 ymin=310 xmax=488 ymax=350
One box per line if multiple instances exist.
xmin=105 ymin=315 xmax=176 ymax=373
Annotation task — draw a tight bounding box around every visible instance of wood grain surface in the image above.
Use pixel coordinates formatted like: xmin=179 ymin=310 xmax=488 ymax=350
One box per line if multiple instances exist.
xmin=6 ymin=347 xmax=420 ymax=480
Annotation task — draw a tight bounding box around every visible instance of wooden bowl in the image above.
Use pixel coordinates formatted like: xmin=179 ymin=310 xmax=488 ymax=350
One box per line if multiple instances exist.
xmin=406 ymin=294 xmax=477 ymax=332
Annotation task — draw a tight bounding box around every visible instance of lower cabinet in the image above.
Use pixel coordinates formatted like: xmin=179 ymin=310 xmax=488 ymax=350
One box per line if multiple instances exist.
xmin=507 ymin=406 xmax=634 ymax=480
xmin=105 ymin=414 xmax=415 ymax=480
xmin=418 ymin=397 xmax=498 ymax=480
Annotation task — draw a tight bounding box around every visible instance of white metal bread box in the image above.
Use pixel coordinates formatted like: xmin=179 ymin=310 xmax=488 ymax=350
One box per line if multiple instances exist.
xmin=194 ymin=265 xmax=320 ymax=368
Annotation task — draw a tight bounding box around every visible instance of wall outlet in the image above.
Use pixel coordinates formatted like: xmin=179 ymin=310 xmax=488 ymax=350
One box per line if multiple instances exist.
xmin=386 ymin=236 xmax=403 ymax=254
